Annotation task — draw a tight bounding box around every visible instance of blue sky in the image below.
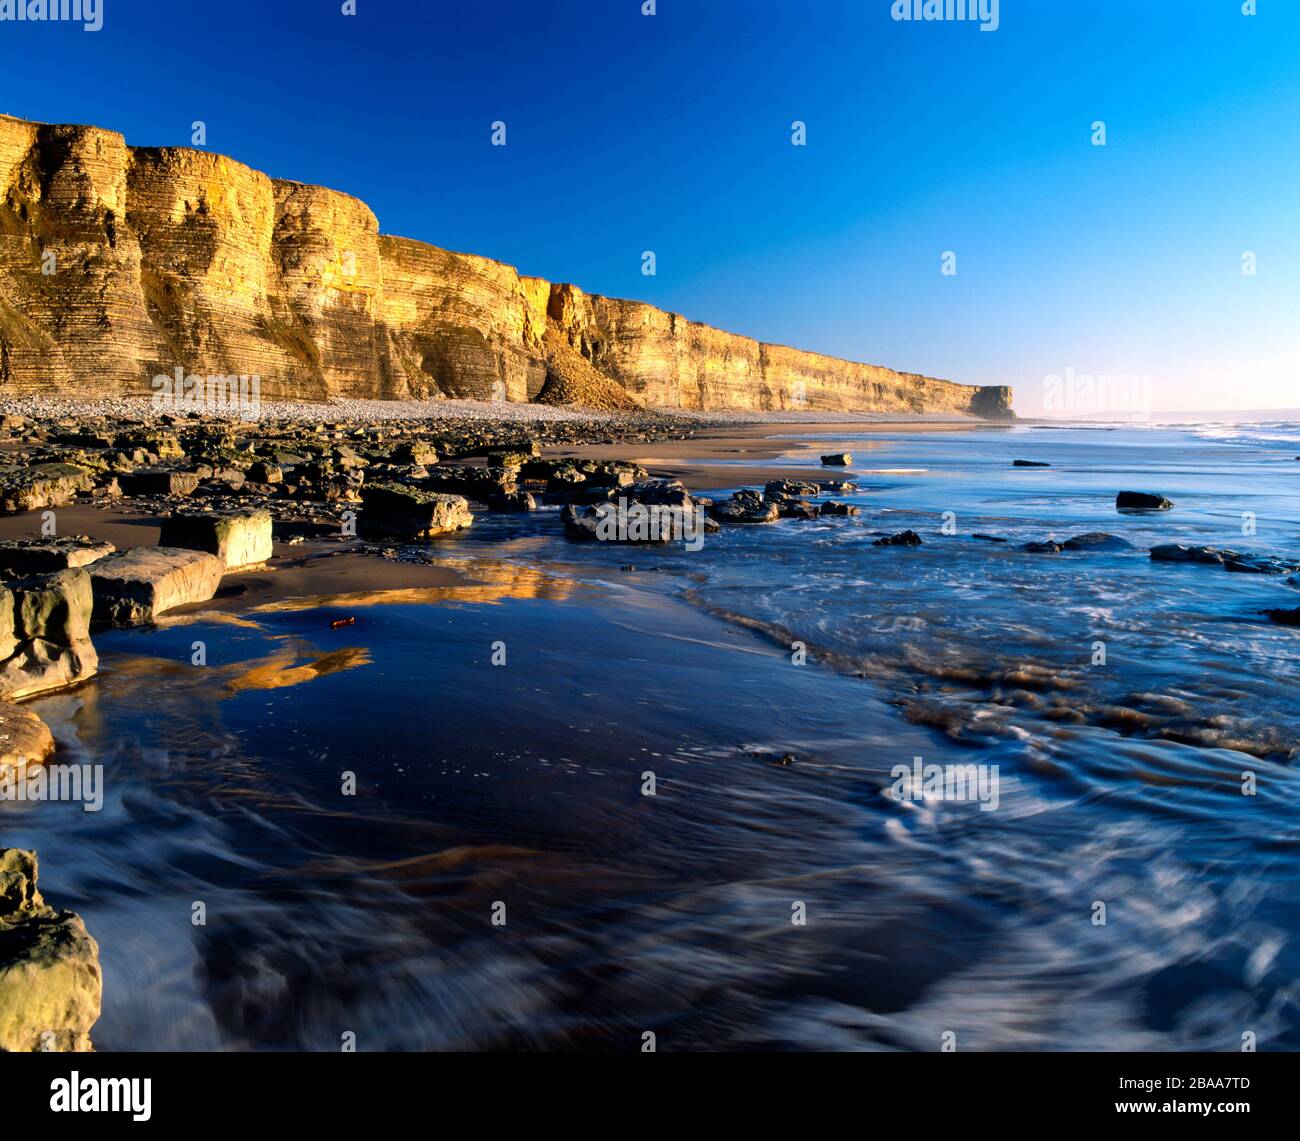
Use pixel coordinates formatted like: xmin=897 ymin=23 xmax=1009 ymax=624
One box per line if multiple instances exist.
xmin=1 ymin=0 xmax=1297 ymax=414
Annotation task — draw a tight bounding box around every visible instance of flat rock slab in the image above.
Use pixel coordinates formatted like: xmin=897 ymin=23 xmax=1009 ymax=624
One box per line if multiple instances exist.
xmin=90 ymin=547 xmax=224 ymax=625
xmin=0 ymin=463 xmax=94 ymax=516
xmin=0 ymin=849 xmax=102 ymax=1052
xmin=159 ymin=508 xmax=273 ymax=572
xmin=0 ymin=536 xmax=115 ymax=578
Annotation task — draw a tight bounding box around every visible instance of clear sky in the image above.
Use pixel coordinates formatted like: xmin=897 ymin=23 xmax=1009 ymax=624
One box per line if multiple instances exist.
xmin=1 ymin=0 xmax=1296 ymax=415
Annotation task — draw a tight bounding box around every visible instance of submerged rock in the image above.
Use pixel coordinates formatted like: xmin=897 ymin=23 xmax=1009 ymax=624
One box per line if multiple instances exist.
xmin=1116 ymin=490 xmax=1174 ymax=510
xmin=1023 ymin=540 xmax=1063 ymax=554
xmin=1013 ymin=459 xmax=1051 ymax=467
xmin=1062 ymin=532 xmax=1133 ymax=551
xmin=820 ymin=501 xmax=860 ymax=516
xmin=765 ymin=480 xmax=821 ymax=499
xmin=0 ymin=848 xmax=102 ymax=1053
xmin=874 ymin=530 xmax=923 ymax=547
xmin=1264 ymin=608 xmax=1300 ymax=627
xmin=1223 ymin=553 xmax=1300 ymax=575
xmin=709 ymin=491 xmax=780 ymax=525
xmin=1150 ymin=544 xmax=1231 ymax=565
xmin=972 ymin=533 xmax=1008 ymax=543
xmin=1150 ymin=544 xmax=1300 ymax=575
xmin=90 ymin=547 xmax=225 ymax=625
xmin=774 ymin=499 xmax=821 ymax=520
xmin=159 ymin=508 xmax=273 ymax=572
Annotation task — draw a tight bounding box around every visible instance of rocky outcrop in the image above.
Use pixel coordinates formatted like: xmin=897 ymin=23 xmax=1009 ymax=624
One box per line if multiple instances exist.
xmin=159 ymin=508 xmax=272 ymax=572
xmin=0 ymin=537 xmax=114 ymax=578
xmin=0 ymin=114 xmax=1013 ymax=417
xmin=90 ymin=547 xmax=224 ymax=624
xmin=0 ymin=699 xmax=55 ymax=775
xmin=0 ymin=569 xmax=99 ymax=700
xmin=0 ymin=848 xmax=102 ymax=1053
xmin=359 ymin=484 xmax=473 ymax=539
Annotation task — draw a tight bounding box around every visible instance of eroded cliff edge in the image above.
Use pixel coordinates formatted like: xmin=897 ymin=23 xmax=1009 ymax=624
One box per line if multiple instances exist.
xmin=0 ymin=116 xmax=1013 ymax=417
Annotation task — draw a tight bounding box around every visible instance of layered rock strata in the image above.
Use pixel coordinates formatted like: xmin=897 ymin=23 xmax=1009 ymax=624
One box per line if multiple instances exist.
xmin=0 ymin=114 xmax=1013 ymax=418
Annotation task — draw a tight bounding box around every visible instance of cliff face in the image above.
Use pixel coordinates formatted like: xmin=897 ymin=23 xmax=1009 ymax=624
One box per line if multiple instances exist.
xmin=0 ymin=116 xmax=1013 ymax=417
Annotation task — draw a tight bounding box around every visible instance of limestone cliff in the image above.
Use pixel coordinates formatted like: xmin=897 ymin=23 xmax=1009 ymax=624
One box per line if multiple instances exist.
xmin=0 ymin=115 xmax=1013 ymax=417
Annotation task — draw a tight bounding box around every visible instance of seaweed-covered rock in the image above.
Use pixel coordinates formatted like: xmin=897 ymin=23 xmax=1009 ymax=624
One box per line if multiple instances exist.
xmin=359 ymin=484 xmax=474 ymax=539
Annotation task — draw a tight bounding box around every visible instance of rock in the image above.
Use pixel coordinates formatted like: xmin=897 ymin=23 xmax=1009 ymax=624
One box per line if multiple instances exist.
xmin=1013 ymin=460 xmax=1051 ymax=467
xmin=1150 ymin=544 xmax=1231 ymax=565
xmin=392 ymin=442 xmax=440 ymax=466
xmin=0 ymin=463 xmax=95 ymax=515
xmin=1117 ymin=491 xmax=1174 ymax=510
xmin=816 ymin=480 xmax=857 ymax=493
xmin=90 ymin=547 xmax=225 ymax=625
xmin=0 ymin=699 xmax=56 ymax=775
xmin=821 ymin=454 xmax=853 ymax=466
xmin=625 ymin=478 xmax=693 ymax=507
xmin=159 ymin=508 xmax=273 ymax=572
xmin=1023 ymin=540 xmax=1063 ymax=554
xmin=1062 ymin=532 xmax=1133 ymax=551
xmin=0 ymin=849 xmax=102 ymax=1052
xmin=120 ymin=469 xmax=202 ymax=498
xmin=1264 ymin=608 xmax=1300 ymax=627
xmin=246 ymin=461 xmax=283 ymax=484
xmin=0 ymin=537 xmax=115 ymax=578
xmin=973 ymin=533 xmax=1007 ymax=543
xmin=490 ymin=491 xmax=537 ymax=512
xmin=874 ymin=530 xmax=923 ymax=547
xmin=775 ymin=499 xmax=821 ymax=520
xmin=359 ymin=483 xmax=474 ymax=539
xmin=709 ymin=496 xmax=780 ymax=524
xmin=765 ymin=480 xmax=822 ymax=499
xmin=423 ymin=465 xmax=517 ymax=503
xmin=1223 ymin=554 xmax=1300 ymax=575
xmin=820 ymin=501 xmax=860 ymax=516
xmin=0 ymin=569 xmax=99 ymax=699
xmin=561 ymin=504 xmax=602 ymax=542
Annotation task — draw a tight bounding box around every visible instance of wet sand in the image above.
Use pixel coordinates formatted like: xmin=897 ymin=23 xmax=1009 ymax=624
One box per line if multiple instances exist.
xmin=544 ymin=418 xmax=1016 ymax=490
